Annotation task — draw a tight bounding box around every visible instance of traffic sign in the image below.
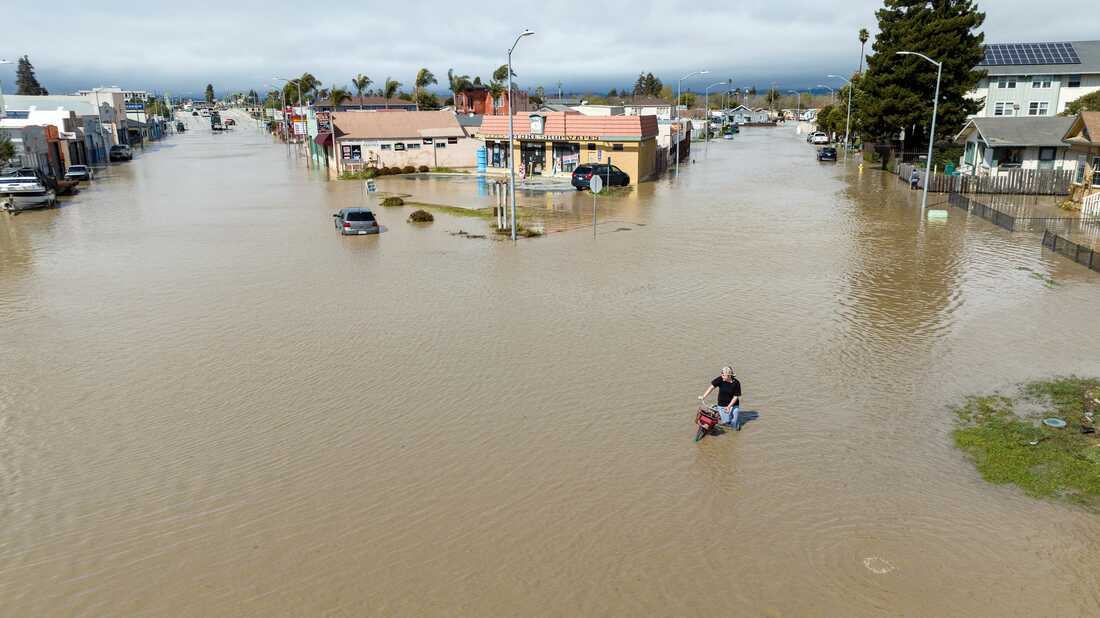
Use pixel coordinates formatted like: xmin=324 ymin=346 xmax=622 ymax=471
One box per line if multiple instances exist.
xmin=590 ymin=174 xmax=604 ymax=194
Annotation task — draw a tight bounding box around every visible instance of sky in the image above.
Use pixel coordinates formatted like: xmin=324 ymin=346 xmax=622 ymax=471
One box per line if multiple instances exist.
xmin=3 ymin=0 xmax=1097 ymax=98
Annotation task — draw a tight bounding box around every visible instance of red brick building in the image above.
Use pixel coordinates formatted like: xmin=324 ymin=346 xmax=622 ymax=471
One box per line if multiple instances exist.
xmin=454 ymin=85 xmax=529 ymax=116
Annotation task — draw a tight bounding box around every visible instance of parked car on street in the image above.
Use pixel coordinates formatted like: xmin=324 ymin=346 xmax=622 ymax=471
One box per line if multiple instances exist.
xmin=192 ymin=111 xmax=199 ymax=116
xmin=817 ymin=147 xmax=838 ymax=162
xmin=571 ymin=164 xmax=631 ymax=190
xmin=0 ymin=168 xmax=57 ymax=211
xmin=810 ymin=132 xmax=830 ymax=145
xmin=224 ymin=118 xmax=236 ymax=126
xmin=64 ymin=165 xmax=93 ymax=181
xmin=333 ymin=208 xmax=380 ymax=235
xmin=109 ymin=145 xmax=133 ymax=161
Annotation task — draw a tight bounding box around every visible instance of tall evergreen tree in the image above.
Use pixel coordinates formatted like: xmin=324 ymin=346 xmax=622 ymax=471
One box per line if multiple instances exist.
xmin=205 ymin=84 xmax=215 ymax=103
xmin=633 ymin=73 xmax=646 ymax=96
xmin=859 ymin=0 xmax=985 ymax=150
xmin=16 ymin=55 xmax=48 ymax=95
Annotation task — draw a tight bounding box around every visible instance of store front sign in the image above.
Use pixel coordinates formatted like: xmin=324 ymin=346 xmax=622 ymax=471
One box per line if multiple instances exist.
xmin=480 ymin=133 xmax=600 ymax=141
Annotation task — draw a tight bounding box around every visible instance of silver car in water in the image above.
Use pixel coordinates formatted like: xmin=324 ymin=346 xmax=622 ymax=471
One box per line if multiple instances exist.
xmin=333 ymin=208 xmax=380 ymax=235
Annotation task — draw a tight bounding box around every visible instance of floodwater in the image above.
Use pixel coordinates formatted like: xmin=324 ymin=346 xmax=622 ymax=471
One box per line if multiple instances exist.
xmin=3 ymin=113 xmax=1100 ymax=617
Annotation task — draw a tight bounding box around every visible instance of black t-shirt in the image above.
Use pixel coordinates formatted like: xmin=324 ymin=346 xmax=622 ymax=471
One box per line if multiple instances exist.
xmin=711 ymin=377 xmax=742 ymax=407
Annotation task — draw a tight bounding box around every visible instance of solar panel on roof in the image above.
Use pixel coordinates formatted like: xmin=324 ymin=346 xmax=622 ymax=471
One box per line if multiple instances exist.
xmin=979 ymin=42 xmax=1081 ymax=66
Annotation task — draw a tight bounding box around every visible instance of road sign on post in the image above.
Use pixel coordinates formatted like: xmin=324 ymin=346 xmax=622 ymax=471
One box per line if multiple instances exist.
xmin=589 ymin=174 xmax=604 ymax=194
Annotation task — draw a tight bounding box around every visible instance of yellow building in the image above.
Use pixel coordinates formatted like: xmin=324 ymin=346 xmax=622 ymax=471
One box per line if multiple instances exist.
xmin=477 ymin=112 xmax=659 ymax=184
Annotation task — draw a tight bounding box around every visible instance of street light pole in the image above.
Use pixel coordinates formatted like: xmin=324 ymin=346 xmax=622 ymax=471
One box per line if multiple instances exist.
xmin=828 ymin=74 xmax=855 ymax=161
xmin=675 ymin=70 xmax=707 ymax=175
xmin=704 ymin=80 xmax=727 ymax=155
xmin=507 ymin=28 xmax=534 ymax=242
xmin=816 ymin=84 xmax=835 ymax=105
xmin=896 ymin=51 xmax=943 ymax=211
xmin=787 ymin=90 xmax=801 ymax=123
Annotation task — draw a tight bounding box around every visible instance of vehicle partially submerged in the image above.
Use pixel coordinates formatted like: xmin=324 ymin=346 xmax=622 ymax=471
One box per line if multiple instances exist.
xmin=0 ymin=168 xmax=57 ymax=211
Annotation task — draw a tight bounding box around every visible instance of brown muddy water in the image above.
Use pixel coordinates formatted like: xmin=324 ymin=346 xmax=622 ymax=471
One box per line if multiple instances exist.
xmin=2 ymin=114 xmax=1100 ymax=616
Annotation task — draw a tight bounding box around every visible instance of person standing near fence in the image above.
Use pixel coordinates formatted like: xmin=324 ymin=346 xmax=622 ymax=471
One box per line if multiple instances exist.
xmin=910 ymin=168 xmax=920 ymax=190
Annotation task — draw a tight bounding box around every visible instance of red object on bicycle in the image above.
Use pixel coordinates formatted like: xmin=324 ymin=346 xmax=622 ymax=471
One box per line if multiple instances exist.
xmin=695 ymin=406 xmax=721 ymax=442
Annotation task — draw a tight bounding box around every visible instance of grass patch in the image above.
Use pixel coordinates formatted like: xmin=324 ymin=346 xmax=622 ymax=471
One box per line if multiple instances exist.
xmin=430 ymin=167 xmax=469 ymax=174
xmin=339 ymin=168 xmax=377 ymax=180
xmin=407 ymin=209 xmax=434 ymax=223
xmin=953 ymin=377 xmax=1100 ymax=510
xmin=406 ymin=202 xmax=493 ymax=219
xmin=380 ymin=197 xmax=405 ymax=207
xmin=493 ymin=224 xmax=543 ymax=238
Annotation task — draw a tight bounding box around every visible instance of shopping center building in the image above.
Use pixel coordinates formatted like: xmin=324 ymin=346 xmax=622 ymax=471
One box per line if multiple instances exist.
xmin=477 ymin=112 xmax=659 ymax=184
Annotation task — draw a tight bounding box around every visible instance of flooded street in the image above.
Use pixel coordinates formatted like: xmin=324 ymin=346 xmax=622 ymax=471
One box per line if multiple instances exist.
xmin=3 ymin=116 xmax=1100 ymax=616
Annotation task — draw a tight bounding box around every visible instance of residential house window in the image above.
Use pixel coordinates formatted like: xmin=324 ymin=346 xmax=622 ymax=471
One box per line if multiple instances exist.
xmin=994 ymin=147 xmax=1023 ymax=168
xmin=1031 ymin=77 xmax=1052 ymax=88
xmin=394 ymin=143 xmax=406 ymax=151
xmin=447 ymin=137 xmax=458 ymax=144
xmin=996 ymin=76 xmax=1016 ymax=89
xmin=422 ymin=138 xmax=433 ymax=145
xmin=1037 ymin=147 xmax=1057 ymax=170
xmin=993 ymin=102 xmax=1015 ymax=116
xmin=1027 ymin=101 xmax=1049 ymax=116
xmin=1093 ymin=156 xmax=1100 ymax=187
xmin=406 ymin=143 xmax=420 ymax=150
xmin=1067 ymin=75 xmax=1082 ymax=87
xmin=435 ymin=142 xmax=446 ymax=149
xmin=1074 ymin=155 xmax=1086 ymax=184
xmin=380 ymin=144 xmax=391 ymax=150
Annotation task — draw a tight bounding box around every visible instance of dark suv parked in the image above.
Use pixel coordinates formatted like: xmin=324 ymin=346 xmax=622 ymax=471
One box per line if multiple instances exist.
xmin=817 ymin=147 xmax=837 ymax=162
xmin=571 ymin=164 xmax=630 ymax=190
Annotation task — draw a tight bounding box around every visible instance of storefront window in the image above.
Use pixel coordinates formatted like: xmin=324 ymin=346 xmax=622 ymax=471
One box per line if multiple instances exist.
xmin=552 ymin=142 xmax=580 ymax=174
xmin=488 ymin=140 xmax=509 ymax=168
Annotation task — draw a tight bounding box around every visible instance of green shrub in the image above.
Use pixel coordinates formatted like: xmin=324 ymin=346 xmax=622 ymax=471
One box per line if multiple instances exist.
xmin=417 ymin=165 xmax=430 ymax=173
xmin=402 ymin=165 xmax=416 ymax=174
xmin=381 ymin=196 xmax=405 ymax=207
xmin=408 ymin=209 xmax=434 ymax=222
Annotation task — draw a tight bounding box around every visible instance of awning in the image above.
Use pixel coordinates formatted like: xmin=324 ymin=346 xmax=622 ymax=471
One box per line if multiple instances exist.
xmin=315 ymin=132 xmax=333 ymax=147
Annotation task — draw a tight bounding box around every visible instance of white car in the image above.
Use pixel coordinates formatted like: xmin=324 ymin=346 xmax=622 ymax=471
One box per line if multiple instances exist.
xmin=810 ymin=132 xmax=830 ymax=145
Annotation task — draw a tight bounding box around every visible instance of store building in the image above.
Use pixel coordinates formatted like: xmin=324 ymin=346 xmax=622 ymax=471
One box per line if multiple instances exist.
xmin=331 ymin=110 xmax=479 ymax=171
xmin=477 ymin=111 xmax=659 ymax=183
xmin=455 ymin=85 xmax=529 ymax=116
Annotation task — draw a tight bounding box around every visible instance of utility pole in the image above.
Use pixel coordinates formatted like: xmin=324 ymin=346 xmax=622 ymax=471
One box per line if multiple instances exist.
xmin=507 ymin=29 xmax=535 ymax=241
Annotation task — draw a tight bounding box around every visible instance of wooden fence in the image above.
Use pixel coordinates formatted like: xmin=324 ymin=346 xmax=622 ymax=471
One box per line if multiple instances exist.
xmin=897 ymin=163 xmax=1072 ymax=195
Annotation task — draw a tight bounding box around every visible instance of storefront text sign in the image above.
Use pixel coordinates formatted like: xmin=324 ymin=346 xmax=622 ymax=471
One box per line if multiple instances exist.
xmin=480 ymin=134 xmax=600 ymax=141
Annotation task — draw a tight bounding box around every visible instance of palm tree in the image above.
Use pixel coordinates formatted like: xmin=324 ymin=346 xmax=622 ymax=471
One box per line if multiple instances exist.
xmin=447 ymin=68 xmax=471 ymax=110
xmin=352 ymin=74 xmax=372 ymax=110
xmin=414 ymin=68 xmax=437 ymax=111
xmin=328 ymin=85 xmax=352 ymax=108
xmin=858 ymin=28 xmax=870 ymax=74
xmin=382 ymin=78 xmax=401 ymax=108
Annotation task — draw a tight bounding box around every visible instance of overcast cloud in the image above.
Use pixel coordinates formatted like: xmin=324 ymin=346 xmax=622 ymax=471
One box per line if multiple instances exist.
xmin=3 ymin=0 xmax=1096 ymax=97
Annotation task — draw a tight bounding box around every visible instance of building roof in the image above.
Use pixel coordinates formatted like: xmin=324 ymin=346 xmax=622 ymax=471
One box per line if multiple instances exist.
xmin=315 ymin=96 xmax=415 ymax=108
xmin=332 ymin=110 xmax=465 ymax=140
xmin=981 ymin=40 xmax=1100 ymax=76
xmin=544 ymin=98 xmax=582 ymax=106
xmin=618 ymin=96 xmax=672 ymax=107
xmin=954 ymin=116 xmax=1076 ymax=147
xmin=2 ymin=94 xmax=97 ymax=116
xmin=538 ymin=104 xmax=573 ymax=112
xmin=478 ymin=112 xmax=658 ymax=140
xmin=1062 ymin=111 xmax=1100 ymax=146
xmin=456 ymin=114 xmax=483 ymax=128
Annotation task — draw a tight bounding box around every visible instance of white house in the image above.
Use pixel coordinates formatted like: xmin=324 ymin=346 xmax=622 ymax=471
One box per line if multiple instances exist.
xmin=968 ymin=40 xmax=1100 ymax=117
xmin=954 ymin=116 xmax=1077 ymax=175
xmin=727 ymin=105 xmax=770 ymax=124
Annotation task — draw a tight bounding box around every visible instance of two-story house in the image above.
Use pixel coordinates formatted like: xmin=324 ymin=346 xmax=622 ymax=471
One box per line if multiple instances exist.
xmin=454 ymin=85 xmax=529 ymax=116
xmin=969 ymin=41 xmax=1100 ymax=118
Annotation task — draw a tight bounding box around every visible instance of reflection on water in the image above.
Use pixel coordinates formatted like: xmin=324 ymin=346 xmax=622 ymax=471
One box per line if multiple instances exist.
xmin=2 ymin=116 xmax=1100 ymax=617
